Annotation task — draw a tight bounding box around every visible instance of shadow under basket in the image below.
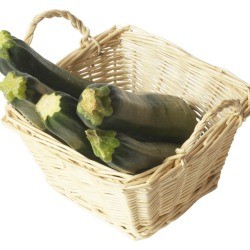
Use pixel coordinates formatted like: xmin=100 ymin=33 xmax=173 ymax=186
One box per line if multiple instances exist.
xmin=2 ymin=10 xmax=250 ymax=240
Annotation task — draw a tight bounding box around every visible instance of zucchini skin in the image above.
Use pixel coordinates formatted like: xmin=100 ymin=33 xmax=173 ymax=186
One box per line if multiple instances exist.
xmin=0 ymin=58 xmax=15 ymax=74
xmin=13 ymin=73 xmax=52 ymax=130
xmin=20 ymin=72 xmax=53 ymax=103
xmin=0 ymin=71 xmax=52 ymax=130
xmin=36 ymin=92 xmax=101 ymax=162
xmin=111 ymin=134 xmax=179 ymax=174
xmin=0 ymin=35 xmax=91 ymax=99
xmin=78 ymin=83 xmax=197 ymax=143
xmin=11 ymin=98 xmax=46 ymax=130
xmin=11 ymin=98 xmax=64 ymax=143
xmin=86 ymin=129 xmax=180 ymax=174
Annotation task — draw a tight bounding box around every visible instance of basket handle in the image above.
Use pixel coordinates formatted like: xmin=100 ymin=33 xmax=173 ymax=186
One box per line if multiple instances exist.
xmin=24 ymin=9 xmax=100 ymax=50
xmin=177 ymin=99 xmax=243 ymax=155
xmin=147 ymin=99 xmax=243 ymax=184
xmin=242 ymin=85 xmax=250 ymax=118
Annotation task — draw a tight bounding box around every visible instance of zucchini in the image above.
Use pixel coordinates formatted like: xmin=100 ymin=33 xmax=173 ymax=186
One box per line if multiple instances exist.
xmin=35 ymin=91 xmax=100 ymax=162
xmin=86 ymin=129 xmax=180 ymax=174
xmin=0 ymin=30 xmax=91 ymax=99
xmin=0 ymin=71 xmax=52 ymax=130
xmin=77 ymin=83 xmax=197 ymax=143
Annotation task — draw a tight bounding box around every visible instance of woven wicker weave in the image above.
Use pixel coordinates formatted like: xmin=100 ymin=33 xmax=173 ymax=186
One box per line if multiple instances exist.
xmin=2 ymin=10 xmax=250 ymax=240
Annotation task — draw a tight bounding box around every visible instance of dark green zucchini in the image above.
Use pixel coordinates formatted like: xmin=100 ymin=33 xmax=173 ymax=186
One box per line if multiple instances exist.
xmin=86 ymin=129 xmax=180 ymax=174
xmin=35 ymin=91 xmax=100 ymax=162
xmin=0 ymin=30 xmax=91 ymax=99
xmin=77 ymin=83 xmax=197 ymax=143
xmin=0 ymin=71 xmax=52 ymax=130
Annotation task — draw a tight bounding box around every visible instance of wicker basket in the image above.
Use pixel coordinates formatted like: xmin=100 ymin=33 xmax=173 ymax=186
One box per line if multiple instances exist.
xmin=2 ymin=10 xmax=250 ymax=240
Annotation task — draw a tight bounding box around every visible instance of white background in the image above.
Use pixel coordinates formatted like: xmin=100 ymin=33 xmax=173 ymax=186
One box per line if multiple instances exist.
xmin=0 ymin=1 xmax=250 ymax=249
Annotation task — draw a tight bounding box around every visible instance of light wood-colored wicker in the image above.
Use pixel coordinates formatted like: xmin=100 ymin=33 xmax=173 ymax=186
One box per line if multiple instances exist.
xmin=2 ymin=10 xmax=250 ymax=240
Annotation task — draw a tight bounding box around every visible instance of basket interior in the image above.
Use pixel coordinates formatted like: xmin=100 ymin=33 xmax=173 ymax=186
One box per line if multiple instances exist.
xmin=62 ymin=26 xmax=248 ymax=126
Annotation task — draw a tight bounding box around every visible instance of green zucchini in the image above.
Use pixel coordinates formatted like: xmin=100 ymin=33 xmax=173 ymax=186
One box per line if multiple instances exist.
xmin=86 ymin=129 xmax=180 ymax=174
xmin=0 ymin=30 xmax=91 ymax=99
xmin=35 ymin=91 xmax=100 ymax=162
xmin=0 ymin=71 xmax=52 ymax=130
xmin=77 ymin=83 xmax=197 ymax=143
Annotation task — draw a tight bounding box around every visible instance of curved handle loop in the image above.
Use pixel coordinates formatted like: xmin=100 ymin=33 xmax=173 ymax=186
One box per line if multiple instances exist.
xmin=24 ymin=9 xmax=100 ymax=53
xmin=177 ymin=99 xmax=243 ymax=156
xmin=242 ymin=86 xmax=250 ymax=118
xmin=193 ymin=99 xmax=241 ymax=136
xmin=146 ymin=99 xmax=243 ymax=185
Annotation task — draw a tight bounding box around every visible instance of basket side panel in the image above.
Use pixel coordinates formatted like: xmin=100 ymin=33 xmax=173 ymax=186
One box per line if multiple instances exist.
xmin=119 ymin=27 xmax=250 ymax=118
xmin=63 ymin=27 xmax=132 ymax=90
xmin=60 ymin=25 xmax=249 ymax=119
xmin=123 ymin=114 xmax=240 ymax=239
xmin=2 ymin=105 xmax=142 ymax=238
xmin=21 ymin=134 xmax=141 ymax=236
xmin=123 ymin=165 xmax=186 ymax=238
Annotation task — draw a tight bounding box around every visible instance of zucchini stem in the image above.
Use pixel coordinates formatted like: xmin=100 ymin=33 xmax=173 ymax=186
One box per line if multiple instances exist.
xmin=85 ymin=129 xmax=120 ymax=162
xmin=0 ymin=30 xmax=15 ymax=60
xmin=36 ymin=93 xmax=61 ymax=121
xmin=0 ymin=71 xmax=27 ymax=102
xmin=77 ymin=86 xmax=113 ymax=126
